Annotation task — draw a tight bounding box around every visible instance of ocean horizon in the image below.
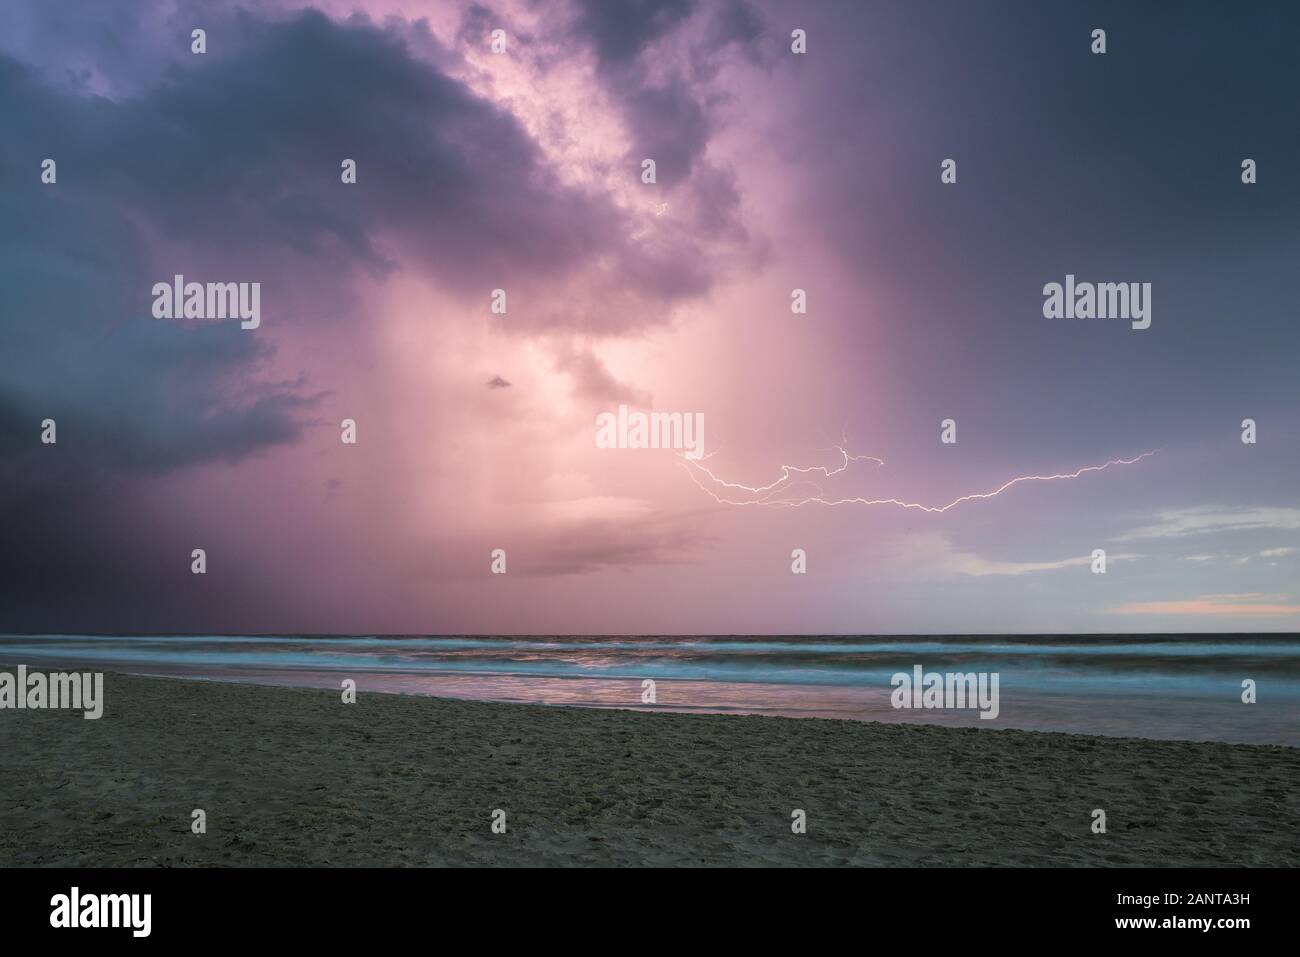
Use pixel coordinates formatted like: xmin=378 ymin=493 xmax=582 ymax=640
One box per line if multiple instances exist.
xmin=4 ymin=632 xmax=1296 ymax=746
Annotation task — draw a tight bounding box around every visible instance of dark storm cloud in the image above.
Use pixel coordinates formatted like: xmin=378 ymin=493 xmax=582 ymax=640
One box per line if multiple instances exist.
xmin=569 ymin=0 xmax=697 ymax=70
xmin=622 ymin=75 xmax=710 ymax=186
xmin=2 ymin=6 xmax=728 ymax=630
xmin=706 ymin=0 xmax=764 ymax=50
xmin=0 ymin=0 xmax=207 ymax=97
xmin=455 ymin=3 xmax=498 ymax=46
xmin=690 ymin=0 xmax=771 ymax=81
xmin=0 ymin=71 xmax=316 ymax=476
xmin=562 ymin=0 xmax=766 ymax=241
xmin=82 ymin=11 xmax=626 ymax=287
xmin=2 ymin=7 xmax=723 ymax=484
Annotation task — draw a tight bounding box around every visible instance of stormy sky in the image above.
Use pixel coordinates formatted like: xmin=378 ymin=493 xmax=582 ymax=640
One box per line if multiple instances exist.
xmin=1 ymin=0 xmax=1297 ymax=634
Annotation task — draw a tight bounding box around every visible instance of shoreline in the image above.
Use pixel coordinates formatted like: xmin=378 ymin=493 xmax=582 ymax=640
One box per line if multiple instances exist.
xmin=4 ymin=639 xmax=1296 ymax=746
xmin=1 ymin=670 xmax=1297 ymax=866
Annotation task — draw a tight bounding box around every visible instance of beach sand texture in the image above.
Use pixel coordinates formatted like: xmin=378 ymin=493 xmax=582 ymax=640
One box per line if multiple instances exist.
xmin=2 ymin=672 xmax=1296 ymax=866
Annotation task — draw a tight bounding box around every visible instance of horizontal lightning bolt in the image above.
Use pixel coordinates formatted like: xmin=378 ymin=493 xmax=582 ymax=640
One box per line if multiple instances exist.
xmin=682 ymin=444 xmax=1158 ymax=513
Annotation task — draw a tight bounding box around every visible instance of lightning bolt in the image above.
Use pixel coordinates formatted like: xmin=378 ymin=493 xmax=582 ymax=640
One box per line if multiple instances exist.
xmin=682 ymin=443 xmax=1158 ymax=513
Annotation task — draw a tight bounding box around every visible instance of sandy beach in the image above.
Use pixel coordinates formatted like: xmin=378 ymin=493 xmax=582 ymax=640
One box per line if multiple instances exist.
xmin=1 ymin=671 xmax=1296 ymax=867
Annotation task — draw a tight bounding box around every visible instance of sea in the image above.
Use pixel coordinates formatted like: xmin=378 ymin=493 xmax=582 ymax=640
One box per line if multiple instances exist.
xmin=1 ymin=633 xmax=1296 ymax=746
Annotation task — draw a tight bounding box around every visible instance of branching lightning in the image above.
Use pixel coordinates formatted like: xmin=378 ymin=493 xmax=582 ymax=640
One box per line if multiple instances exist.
xmin=681 ymin=442 xmax=1158 ymax=513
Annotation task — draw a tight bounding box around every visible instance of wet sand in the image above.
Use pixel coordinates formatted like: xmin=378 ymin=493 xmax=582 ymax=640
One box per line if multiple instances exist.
xmin=1 ymin=671 xmax=1296 ymax=866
